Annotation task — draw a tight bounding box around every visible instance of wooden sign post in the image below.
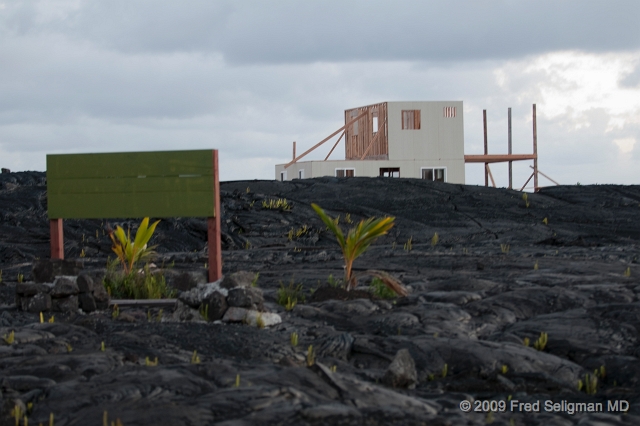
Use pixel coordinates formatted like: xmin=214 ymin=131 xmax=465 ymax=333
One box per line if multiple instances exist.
xmin=46 ymin=149 xmax=222 ymax=282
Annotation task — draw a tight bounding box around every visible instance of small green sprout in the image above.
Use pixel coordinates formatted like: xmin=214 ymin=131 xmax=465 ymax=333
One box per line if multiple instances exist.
xmin=534 ymin=260 xmax=539 ymax=270
xmin=156 ymin=309 xmax=163 ymax=322
xmin=583 ymin=373 xmax=598 ymax=395
xmin=345 ymin=213 xmax=352 ymax=224
xmin=145 ymin=356 xmax=158 ymax=366
xmin=40 ymin=312 xmax=44 ymax=323
xmin=427 ymin=374 xmax=435 ymax=381
xmin=101 ymin=341 xmax=106 ymax=352
xmin=500 ymin=244 xmax=510 ymax=254
xmin=290 ymin=332 xmax=299 ymax=347
xmin=80 ymin=248 xmax=86 ymax=258
xmin=624 ymin=267 xmax=631 ymax=277
xmin=327 ymin=274 xmax=341 ymax=288
xmin=256 ymin=314 xmax=265 ymax=329
xmin=17 ymin=273 xmax=24 ymax=283
xmin=403 ymin=236 xmax=412 ymax=252
xmin=542 ymin=217 xmax=548 ymax=225
xmin=112 ymin=304 xmax=119 ymax=319
xmin=533 ymin=332 xmax=548 ymax=351
xmin=235 ymin=374 xmax=240 ymax=387
xmin=522 ymin=192 xmax=530 ymax=208
xmin=501 ymin=364 xmax=508 ymax=375
xmin=431 ymin=232 xmax=439 ymax=247
xmin=441 ymin=363 xmax=448 ymax=378
xmin=246 ymin=187 xmax=250 ymax=193
xmin=251 ymin=272 xmax=260 ymax=287
xmin=262 ymin=198 xmax=292 ymax=210
xmin=3 ymin=330 xmax=15 ymax=345
xmin=199 ymin=304 xmax=209 ymax=321
xmin=523 ymin=337 xmax=530 ymax=347
xmin=191 ymin=350 xmax=201 ymax=364
xmin=330 ymin=365 xmax=337 ymax=372
xmin=48 ymin=315 xmax=54 ymax=323
xmin=0 ymin=269 xmax=3 ymax=283
xmin=306 ymin=345 xmax=315 ymax=366
xmin=370 ymin=277 xmax=397 ymax=299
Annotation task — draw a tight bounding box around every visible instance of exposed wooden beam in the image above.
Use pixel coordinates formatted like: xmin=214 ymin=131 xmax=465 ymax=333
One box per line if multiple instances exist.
xmin=483 ymin=109 xmax=488 ymax=187
xmin=508 ymin=107 xmax=512 ymax=189
xmin=533 ymin=104 xmax=538 ymax=192
xmin=284 ymin=111 xmax=367 ymax=168
xmin=208 ymin=150 xmax=222 ymax=283
xmin=465 ymin=154 xmax=537 ymax=163
xmin=520 ymin=172 xmax=535 ymax=191
xmin=529 ymin=165 xmax=560 ymax=186
xmin=360 ymin=116 xmax=386 ymax=160
xmin=485 ymin=164 xmax=496 ymax=187
xmin=324 ymin=131 xmax=345 ymax=161
xmin=50 ymin=218 xmax=64 ymax=259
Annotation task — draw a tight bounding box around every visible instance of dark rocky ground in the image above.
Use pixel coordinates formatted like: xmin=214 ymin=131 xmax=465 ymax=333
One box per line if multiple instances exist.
xmin=0 ymin=171 xmax=639 ymax=425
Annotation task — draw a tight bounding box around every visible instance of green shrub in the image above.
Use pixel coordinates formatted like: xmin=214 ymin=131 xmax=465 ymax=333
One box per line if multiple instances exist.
xmin=277 ymin=280 xmax=305 ymax=308
xmin=312 ymin=203 xmax=395 ymax=290
xmin=108 ymin=217 xmax=160 ymax=274
xmin=104 ymin=263 xmax=175 ymax=299
xmin=369 ymin=277 xmax=397 ymax=299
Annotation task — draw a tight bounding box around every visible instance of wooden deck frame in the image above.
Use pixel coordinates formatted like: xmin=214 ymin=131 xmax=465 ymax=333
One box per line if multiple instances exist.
xmin=466 ymin=104 xmax=545 ymax=191
xmin=47 ymin=149 xmax=222 ymax=282
xmin=284 ymin=111 xmax=367 ymax=168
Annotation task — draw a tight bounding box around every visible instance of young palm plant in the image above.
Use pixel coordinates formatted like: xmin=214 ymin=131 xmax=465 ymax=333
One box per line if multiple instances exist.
xmin=311 ymin=203 xmax=407 ymax=296
xmin=108 ymin=217 xmax=161 ymax=274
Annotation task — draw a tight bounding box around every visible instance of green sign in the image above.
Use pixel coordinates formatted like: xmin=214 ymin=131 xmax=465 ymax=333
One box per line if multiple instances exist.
xmin=47 ymin=150 xmax=216 ymax=219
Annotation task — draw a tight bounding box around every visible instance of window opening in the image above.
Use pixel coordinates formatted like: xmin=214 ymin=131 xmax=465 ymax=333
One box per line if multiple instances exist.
xmin=280 ymin=171 xmax=287 ymax=181
xmin=443 ymin=107 xmax=457 ymax=118
xmin=372 ymin=116 xmax=379 ymax=134
xmin=380 ymin=168 xmax=400 ymax=178
xmin=298 ymin=169 xmax=304 ymax=179
xmin=421 ymin=168 xmax=446 ymax=182
xmin=335 ymin=168 xmax=355 ymax=178
xmin=402 ymin=110 xmax=421 ymax=129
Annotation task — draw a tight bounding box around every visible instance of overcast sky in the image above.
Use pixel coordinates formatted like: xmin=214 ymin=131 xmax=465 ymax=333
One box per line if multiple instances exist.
xmin=1 ymin=1 xmax=639 ymax=186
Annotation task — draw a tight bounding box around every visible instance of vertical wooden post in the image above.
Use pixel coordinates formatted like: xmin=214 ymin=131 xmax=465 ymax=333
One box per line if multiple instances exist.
xmin=533 ymin=104 xmax=538 ymax=192
xmin=50 ymin=218 xmax=64 ymax=259
xmin=293 ymin=141 xmax=296 ymax=161
xmin=483 ymin=110 xmax=488 ymax=187
xmin=208 ymin=150 xmax=222 ymax=282
xmin=508 ymin=107 xmax=512 ymax=190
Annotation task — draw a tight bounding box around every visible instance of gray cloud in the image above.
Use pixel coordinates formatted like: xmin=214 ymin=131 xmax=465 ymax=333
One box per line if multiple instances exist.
xmin=2 ymin=1 xmax=639 ymax=64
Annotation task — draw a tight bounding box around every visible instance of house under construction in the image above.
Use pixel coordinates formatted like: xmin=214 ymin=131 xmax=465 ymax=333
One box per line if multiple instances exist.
xmin=275 ymin=101 xmax=465 ymax=183
xmin=276 ymin=101 xmax=550 ymax=191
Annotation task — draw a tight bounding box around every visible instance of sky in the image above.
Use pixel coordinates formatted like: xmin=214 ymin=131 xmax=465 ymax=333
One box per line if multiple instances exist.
xmin=1 ymin=1 xmax=639 ymax=187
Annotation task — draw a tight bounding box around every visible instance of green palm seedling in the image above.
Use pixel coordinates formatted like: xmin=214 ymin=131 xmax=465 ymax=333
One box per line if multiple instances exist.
xmin=108 ymin=217 xmax=160 ymax=274
xmin=312 ymin=203 xmax=407 ymax=296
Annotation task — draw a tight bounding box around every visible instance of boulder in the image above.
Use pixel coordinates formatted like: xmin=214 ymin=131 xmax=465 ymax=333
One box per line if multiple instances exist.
xmin=15 ymin=283 xmax=52 ymax=297
xmin=178 ymin=279 xmax=226 ymax=309
xmin=220 ymin=271 xmax=256 ymax=289
xmin=32 ymin=259 xmax=83 ymax=283
xmin=76 ymin=274 xmax=95 ymax=293
xmin=165 ymin=270 xmax=207 ymax=292
xmin=227 ymin=287 xmax=264 ymax=310
xmin=222 ymin=307 xmax=281 ymax=327
xmin=26 ymin=293 xmax=52 ymax=313
xmin=92 ymin=284 xmax=110 ymax=310
xmin=382 ymin=349 xmax=417 ymax=389
xmin=79 ymin=293 xmax=97 ymax=313
xmin=52 ymin=295 xmax=78 ymax=313
xmin=50 ymin=276 xmax=79 ymax=298
xmin=200 ymin=291 xmax=228 ymax=321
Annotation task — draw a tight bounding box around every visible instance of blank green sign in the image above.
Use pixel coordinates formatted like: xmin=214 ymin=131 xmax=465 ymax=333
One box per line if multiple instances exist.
xmin=47 ymin=150 xmax=216 ymax=219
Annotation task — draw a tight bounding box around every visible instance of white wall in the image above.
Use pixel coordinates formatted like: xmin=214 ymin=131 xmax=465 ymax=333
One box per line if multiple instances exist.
xmin=275 ymin=158 xmax=465 ymax=183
